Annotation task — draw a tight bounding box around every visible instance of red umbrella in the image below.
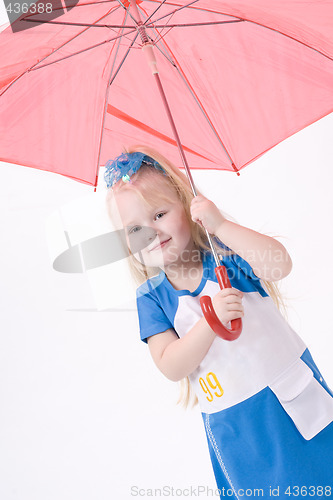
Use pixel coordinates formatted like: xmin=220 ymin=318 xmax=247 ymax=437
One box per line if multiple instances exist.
xmin=1 ymin=0 xmax=333 ymax=338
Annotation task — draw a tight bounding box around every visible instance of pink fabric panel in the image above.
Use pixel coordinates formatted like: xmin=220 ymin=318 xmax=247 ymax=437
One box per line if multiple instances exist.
xmin=101 ymin=3 xmax=333 ymax=170
xmin=0 ymin=5 xmax=126 ymax=185
xmin=0 ymin=0 xmax=112 ymax=91
xmin=1 ymin=1 xmax=333 ymax=185
xmin=199 ymin=0 xmax=333 ymax=59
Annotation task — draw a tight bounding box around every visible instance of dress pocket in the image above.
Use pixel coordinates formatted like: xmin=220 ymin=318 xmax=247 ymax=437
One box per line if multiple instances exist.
xmin=269 ymin=358 xmax=333 ymax=440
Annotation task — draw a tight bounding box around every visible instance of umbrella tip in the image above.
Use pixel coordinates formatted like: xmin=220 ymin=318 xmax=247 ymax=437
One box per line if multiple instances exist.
xmin=231 ymin=162 xmax=240 ymax=176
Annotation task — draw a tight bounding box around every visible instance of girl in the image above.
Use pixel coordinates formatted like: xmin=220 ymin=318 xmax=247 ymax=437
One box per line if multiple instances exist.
xmin=105 ymin=146 xmax=333 ymax=499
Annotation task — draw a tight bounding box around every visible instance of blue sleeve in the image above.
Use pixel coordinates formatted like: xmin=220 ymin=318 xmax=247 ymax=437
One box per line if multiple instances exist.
xmin=229 ymin=253 xmax=261 ymax=281
xmin=213 ymin=235 xmax=259 ymax=280
xmin=136 ymin=290 xmax=174 ymax=343
xmin=214 ymin=236 xmax=263 ymax=284
xmin=212 ymin=236 xmax=232 ymax=252
xmin=221 ymin=252 xmax=269 ymax=297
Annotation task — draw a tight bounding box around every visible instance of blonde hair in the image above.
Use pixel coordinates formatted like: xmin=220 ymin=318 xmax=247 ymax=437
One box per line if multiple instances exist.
xmin=106 ymin=144 xmax=286 ymax=409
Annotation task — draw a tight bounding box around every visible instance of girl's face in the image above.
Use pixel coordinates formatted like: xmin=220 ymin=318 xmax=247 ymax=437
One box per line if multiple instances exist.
xmin=113 ymin=176 xmax=195 ymax=270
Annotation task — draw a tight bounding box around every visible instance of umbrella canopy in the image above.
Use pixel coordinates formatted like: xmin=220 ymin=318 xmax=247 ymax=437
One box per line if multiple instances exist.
xmin=0 ymin=0 xmax=333 ymax=186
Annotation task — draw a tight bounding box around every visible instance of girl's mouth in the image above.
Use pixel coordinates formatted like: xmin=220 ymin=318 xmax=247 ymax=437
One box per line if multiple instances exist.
xmin=150 ymin=238 xmax=171 ymax=251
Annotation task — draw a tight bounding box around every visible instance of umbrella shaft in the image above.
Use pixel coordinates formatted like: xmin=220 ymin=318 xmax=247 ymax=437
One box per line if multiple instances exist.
xmin=153 ymin=73 xmax=221 ymax=267
xmin=129 ymin=0 xmax=197 ymax=193
xmin=129 ymin=1 xmax=149 ymax=42
xmin=129 ymin=0 xmax=220 ymax=267
xmin=153 ymin=74 xmax=197 ymax=194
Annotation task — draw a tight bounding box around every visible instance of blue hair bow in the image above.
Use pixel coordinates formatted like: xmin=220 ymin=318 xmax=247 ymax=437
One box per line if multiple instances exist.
xmin=104 ymin=152 xmax=165 ymax=188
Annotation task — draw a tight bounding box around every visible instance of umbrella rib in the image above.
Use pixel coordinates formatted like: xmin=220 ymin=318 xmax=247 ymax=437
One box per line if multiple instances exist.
xmin=144 ymin=0 xmax=200 ymax=21
xmin=137 ymin=8 xmax=238 ymax=172
xmin=149 ymin=3 xmax=333 ymax=63
xmin=21 ymin=0 xmax=242 ymax=31
xmin=242 ymin=18 xmax=333 ymax=62
xmin=153 ymin=40 xmax=237 ymax=171
xmin=144 ymin=0 xmax=169 ymax=25
xmin=23 ymin=18 xmax=135 ymax=29
xmin=152 ymin=20 xmax=244 ymax=28
xmin=141 ymin=0 xmax=240 ymax=28
xmin=108 ymin=10 xmax=135 ymax=83
xmin=0 ymin=4 xmax=127 ymax=91
xmin=108 ymin=35 xmax=140 ymax=86
xmin=146 ymin=29 xmax=176 ymax=66
xmin=115 ymin=0 xmax=140 ymax=25
xmin=135 ymin=2 xmax=243 ymax=50
xmin=20 ymin=20 xmax=330 ymax=77
xmin=95 ymin=11 xmax=140 ymax=187
xmin=20 ymin=1 xmax=124 ymax=28
xmin=141 ymin=2 xmax=333 ymax=62
xmin=22 ymin=28 xmax=139 ymax=72
xmin=140 ymin=0 xmax=179 ymax=45
xmin=23 ymin=19 xmax=243 ymax=29
xmin=153 ymin=26 xmax=174 ymax=47
xmin=139 ymin=2 xmax=244 ymax=50
xmin=22 ymin=0 xmax=200 ymax=29
xmin=139 ymin=0 xmax=176 ymax=43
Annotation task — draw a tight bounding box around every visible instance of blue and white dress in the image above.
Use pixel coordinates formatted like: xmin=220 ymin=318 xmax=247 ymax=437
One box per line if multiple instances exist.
xmin=136 ymin=249 xmax=333 ymax=498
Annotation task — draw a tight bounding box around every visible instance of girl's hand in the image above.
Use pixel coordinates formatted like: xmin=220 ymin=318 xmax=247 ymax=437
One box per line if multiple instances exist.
xmin=190 ymin=195 xmax=226 ymax=234
xmin=211 ymin=288 xmax=244 ymax=326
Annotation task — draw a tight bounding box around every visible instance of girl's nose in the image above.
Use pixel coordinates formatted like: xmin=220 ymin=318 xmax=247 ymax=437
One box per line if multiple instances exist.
xmin=147 ymin=229 xmax=157 ymax=241
xmin=128 ymin=226 xmax=157 ymax=253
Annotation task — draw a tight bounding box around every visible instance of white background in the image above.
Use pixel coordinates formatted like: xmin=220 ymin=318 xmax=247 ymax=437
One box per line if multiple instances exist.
xmin=1 ymin=7 xmax=333 ymax=500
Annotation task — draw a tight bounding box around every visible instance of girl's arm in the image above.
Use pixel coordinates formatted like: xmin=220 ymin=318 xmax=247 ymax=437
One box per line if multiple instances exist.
xmin=147 ymin=288 xmax=243 ymax=382
xmin=148 ymin=322 xmax=215 ymax=382
xmin=191 ymin=195 xmax=292 ymax=281
xmin=215 ymin=219 xmax=292 ymax=281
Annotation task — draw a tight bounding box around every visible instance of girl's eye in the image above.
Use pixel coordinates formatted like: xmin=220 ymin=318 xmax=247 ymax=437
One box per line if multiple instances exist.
xmin=155 ymin=212 xmax=165 ymax=220
xmin=129 ymin=226 xmax=142 ymax=234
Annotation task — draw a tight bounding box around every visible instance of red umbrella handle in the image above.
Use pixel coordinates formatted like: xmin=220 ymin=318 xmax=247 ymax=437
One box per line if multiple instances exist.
xmin=200 ymin=265 xmax=242 ymax=341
